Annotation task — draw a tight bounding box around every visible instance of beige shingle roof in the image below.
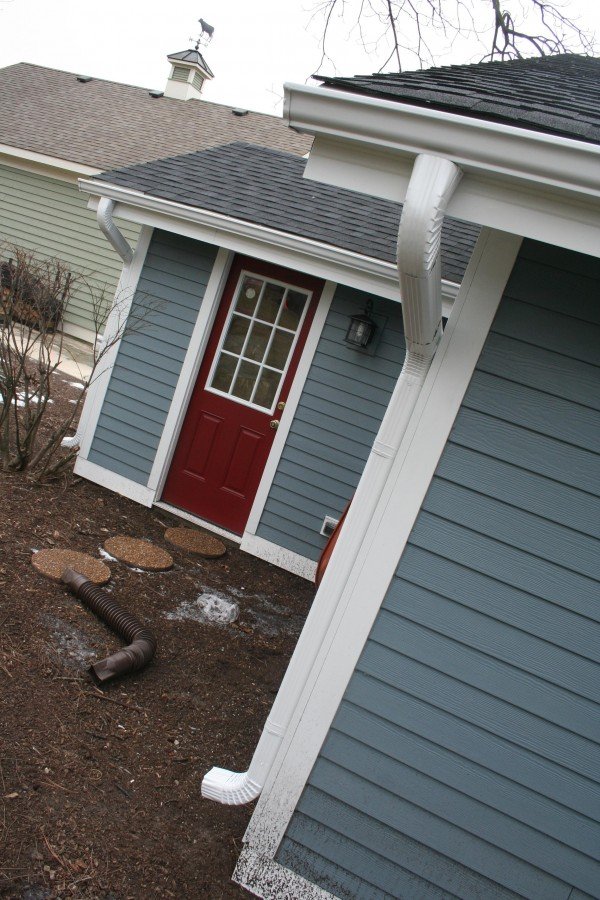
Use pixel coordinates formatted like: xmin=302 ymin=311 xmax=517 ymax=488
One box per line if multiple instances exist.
xmin=0 ymin=63 xmax=311 ymax=170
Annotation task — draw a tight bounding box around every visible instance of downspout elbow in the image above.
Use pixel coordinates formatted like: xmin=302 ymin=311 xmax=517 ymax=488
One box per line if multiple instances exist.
xmin=201 ymin=769 xmax=262 ymax=805
xmin=397 ymin=154 xmax=462 ymax=355
xmin=97 ymin=197 xmax=134 ymax=265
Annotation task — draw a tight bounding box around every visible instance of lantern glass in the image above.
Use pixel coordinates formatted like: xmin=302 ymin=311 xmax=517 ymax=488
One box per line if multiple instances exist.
xmin=345 ymin=313 xmax=376 ymax=348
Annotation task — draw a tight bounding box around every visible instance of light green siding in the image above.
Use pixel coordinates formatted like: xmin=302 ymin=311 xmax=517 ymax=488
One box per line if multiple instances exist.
xmin=0 ymin=162 xmax=140 ymax=336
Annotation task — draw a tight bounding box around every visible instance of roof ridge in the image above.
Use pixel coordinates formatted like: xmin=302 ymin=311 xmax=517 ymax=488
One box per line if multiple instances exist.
xmin=1 ymin=61 xmax=283 ymax=121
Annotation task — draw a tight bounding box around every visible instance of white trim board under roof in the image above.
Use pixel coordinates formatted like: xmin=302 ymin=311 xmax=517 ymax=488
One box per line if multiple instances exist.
xmin=79 ymin=181 xmax=460 ymax=315
xmin=284 ymin=84 xmax=600 ymax=259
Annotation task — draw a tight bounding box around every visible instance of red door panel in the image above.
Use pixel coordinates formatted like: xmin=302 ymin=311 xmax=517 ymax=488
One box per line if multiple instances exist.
xmin=162 ymin=256 xmax=322 ymax=534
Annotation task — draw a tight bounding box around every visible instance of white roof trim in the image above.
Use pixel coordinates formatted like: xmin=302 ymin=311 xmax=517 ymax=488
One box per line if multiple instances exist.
xmin=284 ymin=83 xmax=600 ymax=199
xmin=0 ymin=143 xmax=100 ymax=177
xmin=78 ymin=177 xmax=460 ymax=313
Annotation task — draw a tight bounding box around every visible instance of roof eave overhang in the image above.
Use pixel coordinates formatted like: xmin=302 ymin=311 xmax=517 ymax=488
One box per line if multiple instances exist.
xmin=78 ymin=177 xmax=458 ymax=314
xmin=0 ymin=142 xmax=101 ymax=180
xmin=283 ymin=83 xmax=600 ymax=258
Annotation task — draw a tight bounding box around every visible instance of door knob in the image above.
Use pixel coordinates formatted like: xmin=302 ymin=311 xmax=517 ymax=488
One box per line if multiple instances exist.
xmin=270 ymin=419 xmax=279 ymax=430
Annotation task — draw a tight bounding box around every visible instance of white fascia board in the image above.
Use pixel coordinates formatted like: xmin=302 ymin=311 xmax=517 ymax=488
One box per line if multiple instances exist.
xmin=0 ymin=143 xmax=100 ymax=180
xmin=284 ymin=83 xmax=600 ymax=200
xmin=79 ymin=179 xmax=457 ymax=314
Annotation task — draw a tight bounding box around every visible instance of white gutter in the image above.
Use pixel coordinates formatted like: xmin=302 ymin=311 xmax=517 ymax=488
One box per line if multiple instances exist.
xmin=96 ymin=197 xmax=134 ymax=265
xmin=201 ymin=152 xmax=462 ymax=805
xmin=79 ymin=180 xmax=459 ymax=314
xmin=284 ymin=83 xmax=600 ymax=200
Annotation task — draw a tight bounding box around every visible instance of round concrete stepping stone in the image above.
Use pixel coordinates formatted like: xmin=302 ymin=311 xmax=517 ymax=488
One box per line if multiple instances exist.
xmin=32 ymin=549 xmax=111 ymax=584
xmin=164 ymin=526 xmax=227 ymax=558
xmin=103 ymin=536 xmax=173 ymax=571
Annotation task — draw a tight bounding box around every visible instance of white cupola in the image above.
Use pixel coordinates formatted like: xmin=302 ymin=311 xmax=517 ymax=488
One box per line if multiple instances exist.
xmin=164 ymin=49 xmax=214 ymax=101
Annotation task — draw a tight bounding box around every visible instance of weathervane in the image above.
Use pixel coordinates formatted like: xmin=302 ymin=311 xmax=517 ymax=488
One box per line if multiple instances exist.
xmin=191 ymin=17 xmax=214 ymax=50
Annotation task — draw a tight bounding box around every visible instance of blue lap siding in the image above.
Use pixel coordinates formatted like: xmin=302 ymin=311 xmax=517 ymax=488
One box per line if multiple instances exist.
xmin=276 ymin=240 xmax=600 ymax=898
xmin=256 ymin=285 xmax=406 ymax=560
xmin=88 ymin=230 xmax=217 ymax=484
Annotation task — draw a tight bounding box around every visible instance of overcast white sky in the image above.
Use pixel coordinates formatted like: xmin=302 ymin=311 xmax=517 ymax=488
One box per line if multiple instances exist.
xmin=1 ymin=0 xmax=598 ymax=114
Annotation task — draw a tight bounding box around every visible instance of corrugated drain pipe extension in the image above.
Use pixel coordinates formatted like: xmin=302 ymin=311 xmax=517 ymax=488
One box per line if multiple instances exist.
xmin=201 ymin=153 xmax=462 ymax=805
xmin=62 ymin=568 xmax=156 ymax=684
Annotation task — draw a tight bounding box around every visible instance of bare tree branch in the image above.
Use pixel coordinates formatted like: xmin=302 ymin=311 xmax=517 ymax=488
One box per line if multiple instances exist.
xmin=311 ymin=0 xmax=596 ymax=75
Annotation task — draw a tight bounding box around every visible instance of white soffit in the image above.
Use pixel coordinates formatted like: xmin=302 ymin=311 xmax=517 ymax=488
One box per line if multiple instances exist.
xmin=287 ymin=84 xmax=600 ymax=259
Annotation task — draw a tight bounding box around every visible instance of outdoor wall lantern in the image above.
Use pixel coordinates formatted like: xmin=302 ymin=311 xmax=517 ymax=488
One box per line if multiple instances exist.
xmin=345 ymin=300 xmax=377 ymax=348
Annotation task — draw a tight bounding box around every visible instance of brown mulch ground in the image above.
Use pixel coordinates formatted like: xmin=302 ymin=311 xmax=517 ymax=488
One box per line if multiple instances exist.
xmin=0 ymin=374 xmax=316 ymax=899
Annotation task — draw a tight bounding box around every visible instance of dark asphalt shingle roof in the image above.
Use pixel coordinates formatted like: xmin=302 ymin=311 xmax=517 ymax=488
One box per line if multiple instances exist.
xmin=319 ymin=55 xmax=600 ymax=144
xmin=95 ymin=142 xmax=479 ymax=283
xmin=0 ymin=63 xmax=310 ymax=170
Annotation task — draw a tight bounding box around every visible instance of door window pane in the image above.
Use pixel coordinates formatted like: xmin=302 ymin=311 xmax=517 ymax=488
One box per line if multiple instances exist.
xmin=223 ymin=315 xmax=250 ymax=355
xmin=208 ymin=270 xmax=312 ymax=410
xmin=235 ymin=276 xmax=263 ymax=316
xmin=257 ymin=283 xmax=285 ymax=324
xmin=211 ymin=352 xmax=237 ymax=393
xmin=266 ymin=329 xmax=294 ymax=370
xmin=254 ymin=369 xmax=281 ymax=409
xmin=245 ymin=321 xmax=271 ymax=362
xmin=232 ymin=360 xmax=260 ymax=402
xmin=279 ymin=290 xmax=307 ymax=330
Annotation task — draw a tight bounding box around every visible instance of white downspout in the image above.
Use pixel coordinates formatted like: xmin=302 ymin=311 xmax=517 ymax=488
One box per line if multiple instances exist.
xmin=97 ymin=197 xmax=134 ymax=265
xmin=61 ymin=198 xmax=133 ymax=449
xmin=201 ymin=153 xmax=462 ymax=805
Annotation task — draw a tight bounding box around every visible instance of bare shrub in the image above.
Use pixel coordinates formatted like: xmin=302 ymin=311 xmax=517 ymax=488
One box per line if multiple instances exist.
xmin=0 ymin=244 xmax=155 ymax=481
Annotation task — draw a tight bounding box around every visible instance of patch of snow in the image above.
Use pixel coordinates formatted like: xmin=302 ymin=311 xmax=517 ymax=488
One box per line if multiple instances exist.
xmin=69 ymin=382 xmax=86 ymax=390
xmin=31 ymin=548 xmax=39 ymax=554
xmin=43 ymin=615 xmax=96 ymax=668
xmin=98 ymin=547 xmax=117 ymax=562
xmin=166 ymin=593 xmax=239 ymax=625
xmin=4 ymin=392 xmax=54 ymax=407
xmin=69 ymin=398 xmax=78 ymax=404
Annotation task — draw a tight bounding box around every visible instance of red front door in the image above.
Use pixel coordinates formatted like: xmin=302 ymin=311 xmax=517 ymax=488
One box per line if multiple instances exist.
xmin=162 ymin=257 xmax=322 ymax=534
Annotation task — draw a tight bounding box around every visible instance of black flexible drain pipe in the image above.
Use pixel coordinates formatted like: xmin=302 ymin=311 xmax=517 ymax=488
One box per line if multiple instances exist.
xmin=62 ymin=568 xmax=157 ymax=685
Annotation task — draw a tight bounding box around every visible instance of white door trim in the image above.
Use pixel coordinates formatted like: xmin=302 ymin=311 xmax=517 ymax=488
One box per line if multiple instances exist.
xmin=150 ymin=261 xmax=334 ymax=541
xmin=147 ymin=247 xmax=233 ymax=496
xmin=238 ymin=229 xmax=523 ymax=872
xmin=243 ymin=281 xmax=336 ymax=537
xmin=76 ymin=225 xmax=153 ymax=463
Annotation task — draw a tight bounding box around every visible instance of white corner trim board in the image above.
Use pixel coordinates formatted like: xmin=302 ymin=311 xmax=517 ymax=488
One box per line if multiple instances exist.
xmin=239 ymin=228 xmax=523 ymax=876
xmin=239 ymin=534 xmax=317 ymax=583
xmin=201 ymin=152 xmax=462 ymax=807
xmin=147 ymin=247 xmax=233 ymax=497
xmin=76 ymin=225 xmax=153 ymax=462
xmin=74 ymin=458 xmax=154 ymax=507
xmin=243 ymin=281 xmax=336 ymax=539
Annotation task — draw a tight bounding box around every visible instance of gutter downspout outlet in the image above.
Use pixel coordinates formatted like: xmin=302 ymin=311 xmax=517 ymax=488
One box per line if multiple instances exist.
xmin=201 ymin=153 xmax=462 ymax=806
xmin=97 ymin=197 xmax=134 ymax=266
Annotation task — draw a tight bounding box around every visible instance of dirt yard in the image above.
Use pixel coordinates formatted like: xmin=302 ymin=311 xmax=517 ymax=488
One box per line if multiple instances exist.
xmin=0 ymin=375 xmax=316 ymax=898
